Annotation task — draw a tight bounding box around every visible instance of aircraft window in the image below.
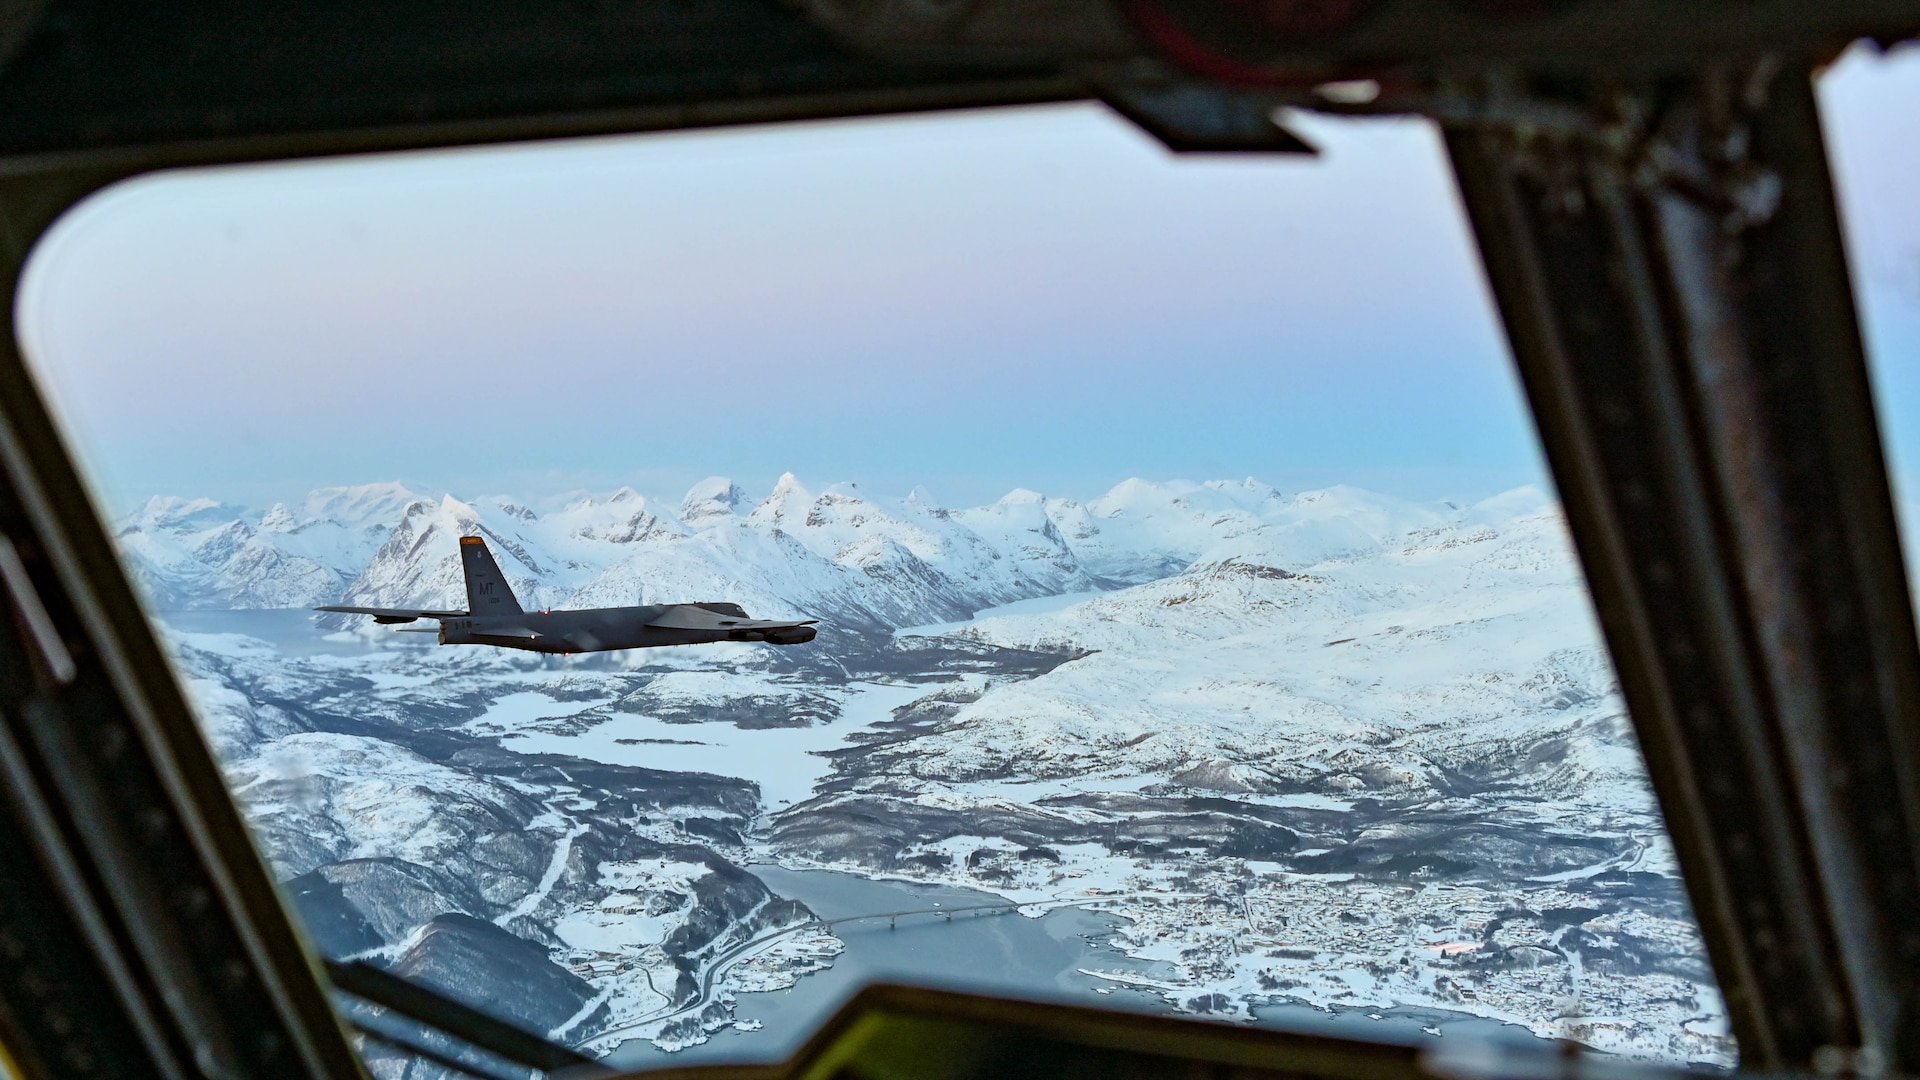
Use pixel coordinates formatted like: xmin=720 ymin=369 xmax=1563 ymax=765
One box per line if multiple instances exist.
xmin=1823 ymin=45 xmax=1920 ymax=572
xmin=17 ymin=103 xmax=1734 ymax=1072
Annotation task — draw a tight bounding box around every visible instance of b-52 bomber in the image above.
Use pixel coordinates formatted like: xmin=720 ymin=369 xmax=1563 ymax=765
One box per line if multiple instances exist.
xmin=317 ymin=535 xmax=817 ymax=653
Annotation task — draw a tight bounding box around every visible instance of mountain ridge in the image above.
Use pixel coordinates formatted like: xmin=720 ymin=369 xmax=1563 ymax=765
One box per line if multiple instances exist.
xmin=119 ymin=475 xmax=1545 ymax=636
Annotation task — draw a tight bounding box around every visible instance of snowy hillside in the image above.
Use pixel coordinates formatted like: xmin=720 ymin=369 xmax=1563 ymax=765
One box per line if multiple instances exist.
xmin=116 ymin=483 xmax=426 ymax=609
xmin=131 ymin=476 xmax=1732 ymax=1073
xmin=122 ymin=475 xmax=1365 ymax=631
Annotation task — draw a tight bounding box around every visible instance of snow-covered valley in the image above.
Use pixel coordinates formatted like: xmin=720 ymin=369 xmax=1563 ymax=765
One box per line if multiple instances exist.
xmin=128 ymin=476 xmax=1734 ymax=1071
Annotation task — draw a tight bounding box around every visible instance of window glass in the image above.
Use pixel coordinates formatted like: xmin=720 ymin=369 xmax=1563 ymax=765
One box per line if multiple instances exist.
xmin=17 ymin=103 xmax=1732 ymax=1071
xmin=1822 ymin=44 xmax=1920 ymax=561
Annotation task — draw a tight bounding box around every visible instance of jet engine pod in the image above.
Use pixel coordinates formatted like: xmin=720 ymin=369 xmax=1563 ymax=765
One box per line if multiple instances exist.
xmin=765 ymin=625 xmax=818 ymax=645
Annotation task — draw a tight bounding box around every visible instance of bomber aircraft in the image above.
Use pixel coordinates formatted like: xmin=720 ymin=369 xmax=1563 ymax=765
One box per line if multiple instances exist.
xmin=316 ymin=535 xmax=817 ymax=653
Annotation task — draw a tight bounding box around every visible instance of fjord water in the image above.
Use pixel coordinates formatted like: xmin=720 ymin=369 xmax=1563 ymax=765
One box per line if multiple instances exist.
xmin=605 ymin=867 xmax=1138 ymax=1067
xmin=608 ymin=865 xmax=1538 ymax=1069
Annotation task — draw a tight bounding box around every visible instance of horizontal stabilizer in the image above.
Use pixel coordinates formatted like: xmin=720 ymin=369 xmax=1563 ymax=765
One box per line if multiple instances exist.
xmin=314 ymin=605 xmax=467 ymax=625
xmin=645 ymin=605 xmax=816 ymax=632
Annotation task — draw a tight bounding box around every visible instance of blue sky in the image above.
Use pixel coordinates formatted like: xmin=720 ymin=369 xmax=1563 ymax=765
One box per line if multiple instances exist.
xmin=1828 ymin=44 xmax=1920 ymax=518
xmin=15 ymin=45 xmax=1918 ymax=516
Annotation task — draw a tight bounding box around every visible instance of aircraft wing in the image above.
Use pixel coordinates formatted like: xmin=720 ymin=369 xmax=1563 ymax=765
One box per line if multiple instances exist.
xmin=313 ymin=605 xmax=467 ymax=624
xmin=645 ymin=606 xmax=816 ymax=632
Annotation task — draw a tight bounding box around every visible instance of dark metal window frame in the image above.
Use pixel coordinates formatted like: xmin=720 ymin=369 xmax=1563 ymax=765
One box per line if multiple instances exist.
xmin=0 ymin=5 xmax=1917 ymax=1077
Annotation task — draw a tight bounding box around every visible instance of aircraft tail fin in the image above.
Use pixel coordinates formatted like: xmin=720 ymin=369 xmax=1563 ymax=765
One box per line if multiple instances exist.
xmin=459 ymin=536 xmax=524 ymax=616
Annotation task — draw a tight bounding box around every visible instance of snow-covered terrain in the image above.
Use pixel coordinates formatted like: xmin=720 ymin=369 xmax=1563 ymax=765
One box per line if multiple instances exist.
xmin=132 ymin=476 xmax=1733 ymax=1073
xmin=120 ymin=475 xmax=1306 ymax=628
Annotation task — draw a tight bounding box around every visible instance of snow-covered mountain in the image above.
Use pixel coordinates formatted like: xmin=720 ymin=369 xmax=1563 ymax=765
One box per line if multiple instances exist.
xmin=121 ymin=475 xmax=1370 ymax=631
xmin=134 ymin=477 xmax=1732 ymax=1073
xmin=116 ymin=483 xmax=425 ymax=609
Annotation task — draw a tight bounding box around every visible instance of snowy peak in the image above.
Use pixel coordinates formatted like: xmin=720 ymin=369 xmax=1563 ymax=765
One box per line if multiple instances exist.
xmin=748 ymin=473 xmax=813 ymax=531
xmin=336 ymin=496 xmax=546 ymax=618
xmin=438 ymin=493 xmax=475 ymax=519
xmin=681 ymin=477 xmax=746 ymax=526
xmin=1204 ymin=477 xmax=1283 ymax=499
xmin=807 ymin=484 xmax=872 ymax=526
xmin=1461 ymin=484 xmax=1556 ymax=525
xmin=486 ymin=498 xmax=539 ymax=524
xmin=952 ymin=492 xmax=1087 ymax=595
xmin=127 ymin=495 xmax=239 ymax=532
xmin=1088 ymin=476 xmax=1277 ymax=523
xmin=549 ymin=489 xmax=683 ymax=547
xmin=301 ymin=483 xmax=424 ymax=526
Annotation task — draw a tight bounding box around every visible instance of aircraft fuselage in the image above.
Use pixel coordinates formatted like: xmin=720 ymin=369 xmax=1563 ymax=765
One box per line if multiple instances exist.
xmin=439 ymin=604 xmax=816 ymax=653
xmin=316 ymin=535 xmax=817 ymax=654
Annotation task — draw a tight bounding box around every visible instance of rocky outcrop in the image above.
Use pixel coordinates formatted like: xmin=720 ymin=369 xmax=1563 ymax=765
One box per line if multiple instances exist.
xmin=392 ymin=914 xmax=601 ymax=1035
